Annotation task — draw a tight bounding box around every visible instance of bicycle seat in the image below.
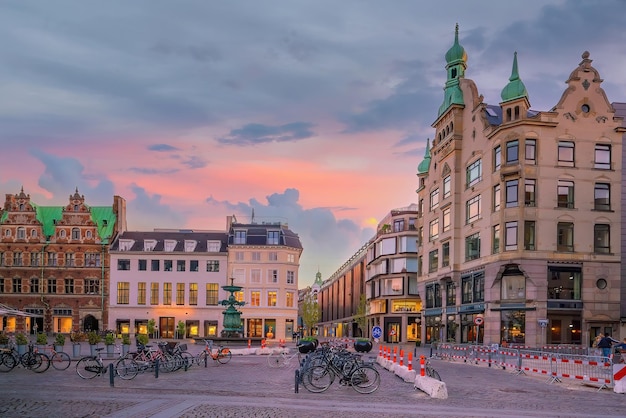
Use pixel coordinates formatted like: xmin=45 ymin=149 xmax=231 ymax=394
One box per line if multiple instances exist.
xmin=95 ymin=347 xmax=105 ymax=352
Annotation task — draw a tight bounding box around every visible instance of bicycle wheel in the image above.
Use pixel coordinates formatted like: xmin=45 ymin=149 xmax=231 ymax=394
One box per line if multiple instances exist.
xmin=20 ymin=352 xmax=42 ymax=370
xmin=267 ymin=351 xmax=284 ymax=368
xmin=76 ymin=357 xmax=101 ymax=379
xmin=351 ymin=365 xmax=380 ymax=394
xmin=115 ymin=358 xmax=138 ymax=380
xmin=217 ymin=349 xmax=232 ymax=364
xmin=195 ymin=351 xmax=208 ymax=366
xmin=179 ymin=351 xmax=194 ymax=369
xmin=300 ymin=365 xmax=334 ymax=393
xmin=427 ymin=366 xmax=441 ymax=381
xmin=31 ymin=353 xmax=51 ymax=373
xmin=51 ymin=352 xmax=71 ymax=370
xmin=0 ymin=352 xmax=17 ymax=372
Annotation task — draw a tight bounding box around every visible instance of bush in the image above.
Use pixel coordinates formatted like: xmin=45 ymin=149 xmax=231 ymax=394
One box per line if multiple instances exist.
xmin=136 ymin=334 xmax=149 ymax=346
xmin=87 ymin=331 xmax=101 ymax=345
xmin=54 ymin=333 xmax=66 ymax=346
xmin=16 ymin=332 xmax=28 ymax=345
xmin=104 ymin=333 xmax=115 ymax=345
xmin=0 ymin=332 xmax=9 ymax=345
xmin=70 ymin=331 xmax=87 ymax=343
xmin=121 ymin=334 xmax=131 ymax=345
xmin=36 ymin=332 xmax=48 ymax=345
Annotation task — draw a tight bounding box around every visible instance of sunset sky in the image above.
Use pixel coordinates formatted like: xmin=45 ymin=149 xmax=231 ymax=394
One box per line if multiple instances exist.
xmin=1 ymin=1 xmax=625 ymax=288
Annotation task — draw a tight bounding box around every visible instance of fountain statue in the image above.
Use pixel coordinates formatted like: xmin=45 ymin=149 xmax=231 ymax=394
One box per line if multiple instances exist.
xmin=219 ymin=277 xmax=245 ymax=338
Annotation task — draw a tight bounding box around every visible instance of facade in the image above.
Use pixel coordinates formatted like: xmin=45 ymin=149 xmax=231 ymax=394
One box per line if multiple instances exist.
xmin=226 ymin=217 xmax=303 ymax=341
xmin=0 ymin=188 xmax=126 ymax=334
xmin=416 ymin=26 xmax=624 ymax=347
xmin=108 ymin=229 xmax=229 ymax=338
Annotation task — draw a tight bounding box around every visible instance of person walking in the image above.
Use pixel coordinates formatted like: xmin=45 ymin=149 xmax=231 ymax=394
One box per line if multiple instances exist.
xmin=597 ymin=333 xmax=619 ymax=359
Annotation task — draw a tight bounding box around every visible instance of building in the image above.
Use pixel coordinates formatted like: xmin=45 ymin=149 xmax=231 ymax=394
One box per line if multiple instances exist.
xmin=108 ymin=229 xmax=229 ymax=339
xmin=227 ymin=216 xmax=303 ymax=341
xmin=0 ymin=188 xmax=126 ymax=334
xmin=416 ymin=26 xmax=624 ymax=347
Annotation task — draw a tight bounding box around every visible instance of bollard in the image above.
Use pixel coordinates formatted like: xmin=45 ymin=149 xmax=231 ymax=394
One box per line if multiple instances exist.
xmin=155 ymin=358 xmax=159 ymax=378
xmin=399 ymin=349 xmax=404 ymax=367
xmin=261 ymin=339 xmax=266 ymax=349
xmin=420 ymin=355 xmax=425 ymax=377
xmin=379 ymin=345 xmax=382 ymax=357
xmin=294 ymin=369 xmax=299 ymax=393
xmin=109 ymin=363 xmax=115 ymax=387
xmin=248 ymin=339 xmax=251 ymax=349
xmin=393 ymin=346 xmax=397 ymax=363
xmin=408 ymin=353 xmax=413 ymax=371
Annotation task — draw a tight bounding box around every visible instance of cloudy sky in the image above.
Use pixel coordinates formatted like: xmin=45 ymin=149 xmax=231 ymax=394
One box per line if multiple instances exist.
xmin=1 ymin=0 xmax=625 ymax=288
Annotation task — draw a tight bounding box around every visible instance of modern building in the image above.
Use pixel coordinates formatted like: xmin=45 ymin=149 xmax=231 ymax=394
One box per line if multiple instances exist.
xmin=0 ymin=188 xmax=126 ymax=334
xmin=227 ymin=216 xmax=303 ymax=341
xmin=415 ymin=26 xmax=624 ymax=347
xmin=108 ymin=229 xmax=229 ymax=339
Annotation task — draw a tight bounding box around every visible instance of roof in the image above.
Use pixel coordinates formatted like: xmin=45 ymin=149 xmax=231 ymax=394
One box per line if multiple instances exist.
xmin=228 ymin=223 xmax=303 ymax=249
xmin=111 ymin=230 xmax=228 ymax=252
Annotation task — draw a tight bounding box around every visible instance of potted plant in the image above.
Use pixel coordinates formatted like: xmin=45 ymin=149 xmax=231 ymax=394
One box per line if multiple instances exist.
xmin=54 ymin=333 xmax=66 ymax=352
xmin=36 ymin=332 xmax=48 ymax=348
xmin=147 ymin=319 xmax=156 ymax=338
xmin=87 ymin=331 xmax=101 ymax=356
xmin=0 ymin=332 xmax=9 ymax=348
xmin=16 ymin=332 xmax=28 ymax=355
xmin=136 ymin=333 xmax=149 ymax=347
xmin=298 ymin=336 xmax=318 ymax=353
xmin=70 ymin=331 xmax=84 ymax=357
xmin=104 ymin=332 xmax=115 ymax=356
xmin=354 ymin=338 xmax=373 ymax=353
xmin=121 ymin=334 xmax=131 ymax=356
xmin=177 ymin=321 xmax=186 ymax=339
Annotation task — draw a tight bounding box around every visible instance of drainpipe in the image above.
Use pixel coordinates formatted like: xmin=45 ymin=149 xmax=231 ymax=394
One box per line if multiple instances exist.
xmin=101 ymin=242 xmax=105 ymax=331
xmin=40 ymin=239 xmax=50 ymax=332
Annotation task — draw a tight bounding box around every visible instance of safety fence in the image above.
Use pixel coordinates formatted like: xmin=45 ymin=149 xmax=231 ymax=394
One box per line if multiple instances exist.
xmin=433 ymin=343 xmax=615 ymax=390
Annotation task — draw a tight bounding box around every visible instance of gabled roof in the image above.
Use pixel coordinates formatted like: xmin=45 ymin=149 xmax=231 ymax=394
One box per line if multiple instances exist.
xmin=111 ymin=230 xmax=228 ymax=253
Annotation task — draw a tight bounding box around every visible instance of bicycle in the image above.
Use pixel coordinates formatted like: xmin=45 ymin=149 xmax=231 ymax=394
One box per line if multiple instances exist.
xmin=20 ymin=343 xmax=51 ymax=373
xmin=424 ymin=357 xmax=441 ymax=381
xmin=76 ymin=347 xmax=138 ymax=380
xmin=267 ymin=346 xmax=302 ymax=368
xmin=195 ymin=339 xmax=231 ymax=366
xmin=45 ymin=344 xmax=71 ymax=370
xmin=124 ymin=342 xmax=178 ymax=373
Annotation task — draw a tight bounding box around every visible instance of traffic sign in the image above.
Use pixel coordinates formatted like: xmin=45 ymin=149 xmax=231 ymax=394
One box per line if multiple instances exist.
xmin=389 ymin=329 xmax=396 ymax=336
xmin=474 ymin=316 xmax=484 ymax=326
xmin=372 ymin=326 xmax=382 ymax=339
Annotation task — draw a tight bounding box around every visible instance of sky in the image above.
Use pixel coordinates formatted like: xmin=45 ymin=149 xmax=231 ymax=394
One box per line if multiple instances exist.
xmin=1 ymin=0 xmax=625 ymax=288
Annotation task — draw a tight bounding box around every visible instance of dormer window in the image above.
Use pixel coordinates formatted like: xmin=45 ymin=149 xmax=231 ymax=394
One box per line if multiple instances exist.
xmin=19 ymin=203 xmax=24 ymax=211
xmin=144 ymin=240 xmax=157 ymax=251
xmin=267 ymin=231 xmax=280 ymax=245
xmin=184 ymin=240 xmax=197 ymax=252
xmin=164 ymin=240 xmax=176 ymax=252
xmin=74 ymin=204 xmax=79 ymax=212
xmin=234 ymin=230 xmax=246 ymax=244
xmin=119 ymin=239 xmax=134 ymax=251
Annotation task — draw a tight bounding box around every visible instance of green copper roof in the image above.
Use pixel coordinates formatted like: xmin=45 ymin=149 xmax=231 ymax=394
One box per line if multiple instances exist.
xmin=417 ymin=138 xmax=431 ymax=174
xmin=0 ymin=210 xmax=7 ymax=223
xmin=89 ymin=206 xmax=117 ymax=243
xmin=314 ymin=271 xmax=323 ymax=286
xmin=32 ymin=204 xmax=63 ymax=238
xmin=26 ymin=203 xmax=115 ymax=242
xmin=501 ymin=52 xmax=528 ymax=102
xmin=445 ymin=24 xmax=467 ymax=65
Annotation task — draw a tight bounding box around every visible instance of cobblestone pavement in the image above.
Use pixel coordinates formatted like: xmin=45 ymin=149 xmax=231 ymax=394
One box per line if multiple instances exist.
xmin=0 ymin=342 xmax=623 ymax=417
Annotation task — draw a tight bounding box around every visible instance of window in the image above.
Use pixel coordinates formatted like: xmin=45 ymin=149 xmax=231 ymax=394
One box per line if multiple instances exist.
xmin=117 ymin=282 xmax=130 ymax=304
xmin=252 ymin=252 xmax=261 ymax=261
xmin=430 ymin=189 xmax=440 ymax=210
xmin=251 ymin=291 xmax=261 ymax=306
xmin=393 ymin=219 xmax=404 ymax=232
xmin=493 ymin=184 xmax=501 ymax=212
xmin=13 ymin=252 xmax=23 ymax=266
xmin=47 ymin=252 xmax=58 ymax=266
xmin=65 ymin=278 xmax=74 ymax=294
xmin=234 ymin=230 xmax=246 ymax=244
xmin=206 ymin=283 xmax=219 ymax=305
xmin=30 ymin=252 xmax=40 ymax=267
xmin=251 ymin=269 xmax=261 ymax=283
xmin=138 ymin=259 xmax=147 ymax=271
xmin=176 ymin=283 xmax=185 ymax=305
xmin=267 ymin=231 xmax=280 ymax=245
xmin=13 ymin=278 xmax=22 ymax=293
xmin=505 ymin=179 xmax=518 ymax=208
xmin=505 ymin=221 xmax=518 ymax=251
xmin=442 ymin=207 xmax=451 ymax=232
xmin=138 ymin=282 xmax=146 ymax=305
xmin=594 ymin=183 xmax=610 ymax=211
xmin=492 ymin=224 xmax=501 ymax=254
xmin=524 ymin=179 xmax=536 ymax=207
xmin=465 ymin=233 xmax=480 ymax=261
xmin=71 ymin=228 xmax=80 ymax=240
xmin=461 ymin=271 xmax=484 ymax=304
xmin=176 ymin=260 xmax=185 ymax=272
xmin=190 ymin=260 xmax=198 ymax=272
xmin=525 ymin=139 xmax=536 ymax=164
xmin=235 ymin=252 xmax=244 ymax=261
xmin=189 ymin=283 xmax=198 ymax=305
xmin=506 ymin=140 xmax=519 ymax=164
xmin=287 ymin=271 xmax=295 ymax=284
xmin=151 ymin=259 xmax=160 ymax=271
xmin=207 ymin=240 xmax=221 ymax=252
xmin=85 ymin=253 xmax=100 ymax=267
xmin=163 ymin=282 xmax=172 ymax=305
xmin=85 ymin=279 xmax=99 ymax=294
xmin=164 ymin=240 xmax=176 ymax=252
xmin=286 ymin=291 xmax=294 ymax=308
xmin=268 ymin=252 xmax=278 ymax=261
xmin=524 ymin=221 xmax=535 ymax=250
xmin=164 ymin=260 xmax=173 ymax=271
xmin=64 ymin=253 xmax=75 ymax=267
xmin=117 ymin=259 xmax=130 ymax=270
xmin=443 ymin=176 xmax=451 ymax=199
xmin=425 ymin=283 xmax=442 ymax=308
xmin=501 ymin=270 xmax=525 ymax=300
xmin=494 ymin=145 xmax=501 ymax=171
xmin=466 ymin=159 xmax=482 ymax=187
xmin=548 ymin=268 xmax=581 ymax=300
xmin=428 ymin=249 xmax=438 ymax=273
xmin=47 ymin=278 xmax=56 ymax=294
xmin=206 ymin=260 xmax=220 ymax=272
xmin=0 ymin=279 xmax=3 ymax=293
xmin=287 ymin=253 xmax=295 ymax=262
xmin=150 ymin=283 xmax=159 ymax=305
xmin=465 ymin=195 xmax=481 ymax=224
xmin=85 ymin=230 xmax=92 ymax=239
xmin=557 ymin=222 xmax=574 ymax=252
xmin=557 ymin=180 xmax=574 ymax=208
xmin=446 ymin=282 xmax=456 ymax=305
xmin=442 ymin=242 xmax=450 ymax=267
xmin=17 ymin=227 xmax=25 ymax=239
xmin=59 ymin=230 xmax=66 ymax=239
xmin=30 ymin=278 xmax=39 ymax=293
xmin=594 ymin=224 xmax=610 ymax=253
xmin=594 ymin=144 xmax=611 ymax=169
xmin=429 ymin=219 xmax=439 ymax=241
xmin=558 ymin=141 xmax=575 ymax=166
xmin=268 ymin=269 xmax=278 ymax=283
xmin=267 ymin=291 xmax=277 ymax=307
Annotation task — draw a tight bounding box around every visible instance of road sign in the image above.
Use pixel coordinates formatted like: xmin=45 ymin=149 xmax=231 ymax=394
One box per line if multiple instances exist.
xmin=389 ymin=329 xmax=396 ymax=336
xmin=474 ymin=316 xmax=484 ymax=326
xmin=372 ymin=326 xmax=382 ymax=339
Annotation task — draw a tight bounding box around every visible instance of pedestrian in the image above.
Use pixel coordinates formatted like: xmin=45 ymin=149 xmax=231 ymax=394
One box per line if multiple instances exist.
xmin=597 ymin=333 xmax=619 ymax=359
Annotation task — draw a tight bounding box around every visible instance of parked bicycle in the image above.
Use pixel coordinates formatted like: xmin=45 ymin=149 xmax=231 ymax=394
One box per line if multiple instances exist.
xmin=195 ymin=339 xmax=231 ymax=366
xmin=76 ymin=347 xmax=138 ymax=380
xmin=424 ymin=357 xmax=441 ymax=381
xmin=123 ymin=342 xmax=178 ymax=373
xmin=18 ymin=343 xmax=51 ymax=373
xmin=44 ymin=344 xmax=71 ymax=370
xmin=267 ymin=346 xmax=302 ymax=368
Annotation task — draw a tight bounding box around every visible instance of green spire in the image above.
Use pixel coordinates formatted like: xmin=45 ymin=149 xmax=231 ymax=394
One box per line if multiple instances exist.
xmin=417 ymin=138 xmax=431 ymax=174
xmin=500 ymin=52 xmax=528 ymax=102
xmin=438 ymin=24 xmax=467 ymax=117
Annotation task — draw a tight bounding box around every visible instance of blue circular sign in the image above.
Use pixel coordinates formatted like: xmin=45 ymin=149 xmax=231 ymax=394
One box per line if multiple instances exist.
xmin=372 ymin=326 xmax=382 ymax=339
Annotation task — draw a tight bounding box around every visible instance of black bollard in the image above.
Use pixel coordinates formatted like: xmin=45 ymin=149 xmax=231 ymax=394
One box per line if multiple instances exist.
xmin=109 ymin=363 xmax=115 ymax=387
xmin=155 ymin=358 xmax=159 ymax=378
xmin=294 ymin=370 xmax=299 ymax=393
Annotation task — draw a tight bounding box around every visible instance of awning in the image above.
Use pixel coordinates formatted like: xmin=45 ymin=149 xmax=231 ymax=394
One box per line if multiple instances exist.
xmin=0 ymin=303 xmax=44 ymax=317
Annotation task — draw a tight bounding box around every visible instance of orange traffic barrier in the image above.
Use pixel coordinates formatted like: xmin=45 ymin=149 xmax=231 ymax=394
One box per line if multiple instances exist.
xmin=379 ymin=345 xmax=383 ymax=357
xmin=399 ymin=349 xmax=404 ymax=367
xmin=261 ymin=339 xmax=266 ymax=349
xmin=248 ymin=339 xmax=251 ymax=349
xmin=393 ymin=346 xmax=397 ymax=363
xmin=420 ymin=355 xmax=425 ymax=376
xmin=408 ymin=353 xmax=413 ymax=371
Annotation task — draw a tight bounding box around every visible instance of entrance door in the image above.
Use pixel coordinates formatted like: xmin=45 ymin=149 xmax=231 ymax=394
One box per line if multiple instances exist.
xmin=83 ymin=315 xmax=99 ymax=332
xmin=159 ymin=317 xmax=175 ymax=339
xmin=385 ymin=321 xmax=401 ymax=343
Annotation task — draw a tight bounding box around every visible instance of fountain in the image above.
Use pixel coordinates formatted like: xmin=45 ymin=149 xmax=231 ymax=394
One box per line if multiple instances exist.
xmin=219 ymin=277 xmax=245 ymax=338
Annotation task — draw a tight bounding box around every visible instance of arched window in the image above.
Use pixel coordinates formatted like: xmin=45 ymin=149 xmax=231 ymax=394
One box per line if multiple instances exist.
xmin=71 ymin=228 xmax=80 ymax=240
xmin=59 ymin=230 xmax=67 ymax=238
xmin=17 ymin=227 xmax=26 ymax=239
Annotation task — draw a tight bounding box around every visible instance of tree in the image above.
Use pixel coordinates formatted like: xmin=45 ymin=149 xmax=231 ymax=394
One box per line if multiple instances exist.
xmin=354 ymin=294 xmax=367 ymax=337
xmin=300 ymin=292 xmax=321 ymax=335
